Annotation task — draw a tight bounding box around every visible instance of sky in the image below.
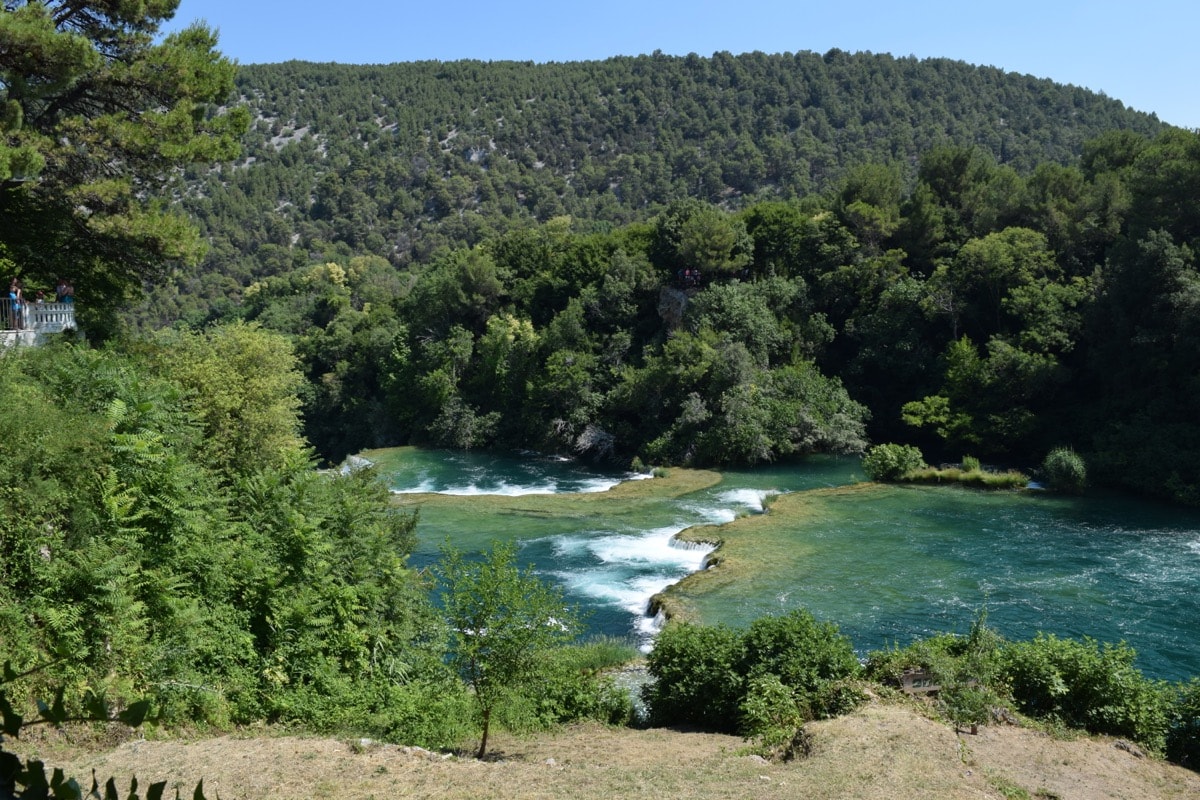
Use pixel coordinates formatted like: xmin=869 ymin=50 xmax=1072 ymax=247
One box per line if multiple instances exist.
xmin=165 ymin=0 xmax=1199 ymax=130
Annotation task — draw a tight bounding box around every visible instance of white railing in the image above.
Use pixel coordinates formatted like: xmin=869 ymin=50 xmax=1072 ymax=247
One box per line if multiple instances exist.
xmin=25 ymin=302 xmax=77 ymax=333
xmin=1 ymin=301 xmax=77 ymax=348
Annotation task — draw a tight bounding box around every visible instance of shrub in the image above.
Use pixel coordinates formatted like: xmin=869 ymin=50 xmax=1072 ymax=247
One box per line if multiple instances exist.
xmin=645 ymin=611 xmax=861 ymax=735
xmin=1167 ymin=678 xmax=1200 ymax=769
xmin=738 ymin=610 xmax=861 ymax=710
xmin=866 ymin=633 xmax=980 ymax=687
xmin=643 ymin=622 xmax=744 ymax=732
xmin=740 ymin=674 xmax=810 ymax=761
xmin=902 ymin=465 xmax=1030 ymax=489
xmin=862 ymin=443 xmax=926 ymax=481
xmin=961 ymin=455 xmax=981 ymax=472
xmin=940 ymin=683 xmax=996 ymax=733
xmin=811 ymin=678 xmax=869 ymax=719
xmin=1000 ymin=634 xmax=1169 ymax=751
xmin=523 ymin=645 xmax=637 ymax=727
xmin=867 ymin=609 xmax=1003 ymax=686
xmin=376 ymin=678 xmax=476 ymax=751
xmin=1042 ymin=447 xmax=1087 ymax=494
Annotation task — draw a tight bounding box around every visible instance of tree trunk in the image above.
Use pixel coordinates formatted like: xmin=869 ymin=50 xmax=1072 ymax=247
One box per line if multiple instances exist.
xmin=477 ymin=707 xmax=491 ymax=759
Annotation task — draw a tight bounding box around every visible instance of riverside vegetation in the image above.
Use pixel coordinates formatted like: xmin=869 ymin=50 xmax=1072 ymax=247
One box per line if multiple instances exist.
xmin=3 ymin=1 xmax=1200 ymax=795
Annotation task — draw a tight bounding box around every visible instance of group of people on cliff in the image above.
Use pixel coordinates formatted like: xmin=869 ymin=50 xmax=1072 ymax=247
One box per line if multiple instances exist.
xmin=5 ymin=277 xmax=74 ymax=330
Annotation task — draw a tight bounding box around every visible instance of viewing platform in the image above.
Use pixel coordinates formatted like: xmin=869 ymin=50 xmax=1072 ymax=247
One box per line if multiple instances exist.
xmin=1 ymin=302 xmax=78 ymax=348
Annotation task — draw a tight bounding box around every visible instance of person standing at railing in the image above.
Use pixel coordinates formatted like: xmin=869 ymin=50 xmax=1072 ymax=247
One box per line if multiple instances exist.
xmin=8 ymin=278 xmax=23 ymax=330
xmin=55 ymin=278 xmax=74 ymax=304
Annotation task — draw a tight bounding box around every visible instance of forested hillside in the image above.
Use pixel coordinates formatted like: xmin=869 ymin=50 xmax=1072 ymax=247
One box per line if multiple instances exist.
xmin=141 ymin=51 xmax=1164 ymax=327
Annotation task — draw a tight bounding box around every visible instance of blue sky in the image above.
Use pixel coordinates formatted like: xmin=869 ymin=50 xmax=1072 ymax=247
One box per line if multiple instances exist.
xmin=167 ymin=0 xmax=1198 ymax=129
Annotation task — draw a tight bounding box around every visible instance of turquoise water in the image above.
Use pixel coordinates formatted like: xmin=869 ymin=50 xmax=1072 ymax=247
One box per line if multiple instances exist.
xmin=365 ymin=448 xmax=1200 ymax=681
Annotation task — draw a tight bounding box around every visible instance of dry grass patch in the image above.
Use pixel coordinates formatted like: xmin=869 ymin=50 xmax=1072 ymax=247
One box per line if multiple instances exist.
xmin=19 ymin=698 xmax=1200 ymax=800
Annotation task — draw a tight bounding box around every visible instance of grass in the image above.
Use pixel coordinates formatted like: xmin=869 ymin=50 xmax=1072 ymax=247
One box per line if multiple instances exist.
xmin=26 ymin=698 xmax=1200 ymax=800
xmin=901 ymin=465 xmax=1030 ymax=490
xmin=563 ymin=636 xmax=642 ymax=672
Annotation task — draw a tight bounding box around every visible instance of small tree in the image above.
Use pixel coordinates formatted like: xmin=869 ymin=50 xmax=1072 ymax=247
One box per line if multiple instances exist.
xmin=437 ymin=541 xmax=578 ymax=759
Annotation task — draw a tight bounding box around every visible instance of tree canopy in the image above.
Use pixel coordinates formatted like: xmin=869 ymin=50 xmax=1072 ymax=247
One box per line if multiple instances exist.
xmin=0 ymin=1 xmax=249 ymax=332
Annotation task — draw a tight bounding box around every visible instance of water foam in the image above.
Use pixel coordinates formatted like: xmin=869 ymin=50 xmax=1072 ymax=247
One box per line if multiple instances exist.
xmin=543 ymin=522 xmax=715 ymax=645
xmin=716 ymin=488 xmax=771 ymax=512
xmin=390 ymin=474 xmax=632 ymax=496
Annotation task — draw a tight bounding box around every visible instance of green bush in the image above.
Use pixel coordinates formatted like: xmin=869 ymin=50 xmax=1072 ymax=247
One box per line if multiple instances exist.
xmin=961 ymin=455 xmax=981 ymax=472
xmin=1000 ymin=634 xmax=1168 ymax=751
xmin=645 ymin=611 xmax=860 ymax=734
xmin=375 ymin=678 xmax=476 ymax=751
xmin=740 ymin=674 xmax=809 ymax=761
xmin=1042 ymin=447 xmax=1088 ymax=494
xmin=738 ymin=610 xmax=861 ymax=712
xmin=811 ymin=679 xmax=869 ymax=720
xmin=1167 ymin=678 xmax=1200 ymax=769
xmin=523 ymin=645 xmax=637 ymax=728
xmin=862 ymin=443 xmax=926 ymax=481
xmin=902 ymin=465 xmax=1030 ymax=489
xmin=643 ymin=622 xmax=744 ymax=732
xmin=867 ymin=610 xmax=1003 ymax=689
xmin=939 ymin=683 xmax=996 ymax=732
xmin=865 ymin=633 xmax=970 ymax=686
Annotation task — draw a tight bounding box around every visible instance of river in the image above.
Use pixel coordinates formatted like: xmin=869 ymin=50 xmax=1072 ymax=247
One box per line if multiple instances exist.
xmin=362 ymin=447 xmax=1200 ymax=682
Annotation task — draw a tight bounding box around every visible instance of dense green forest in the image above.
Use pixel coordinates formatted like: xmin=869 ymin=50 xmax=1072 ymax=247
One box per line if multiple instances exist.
xmin=140 ymin=52 xmax=1164 ymax=327
xmin=111 ymin=51 xmax=1200 ymax=506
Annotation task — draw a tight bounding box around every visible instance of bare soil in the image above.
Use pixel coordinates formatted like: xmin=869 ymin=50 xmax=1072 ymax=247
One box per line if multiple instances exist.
xmin=16 ymin=698 xmax=1200 ymax=799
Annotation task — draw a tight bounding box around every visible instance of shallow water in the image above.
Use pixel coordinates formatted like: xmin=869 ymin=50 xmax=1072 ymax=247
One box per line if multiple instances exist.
xmin=364 ymin=447 xmax=1200 ymax=681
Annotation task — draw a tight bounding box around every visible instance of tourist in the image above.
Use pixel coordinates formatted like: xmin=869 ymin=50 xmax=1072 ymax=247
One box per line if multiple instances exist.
xmin=8 ymin=278 xmax=23 ymax=329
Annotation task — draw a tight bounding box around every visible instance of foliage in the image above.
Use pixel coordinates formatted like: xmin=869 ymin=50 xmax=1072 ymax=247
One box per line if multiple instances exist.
xmin=147 ymin=322 xmax=306 ymax=480
xmin=1 ymin=663 xmax=203 ymax=800
xmin=862 ymin=443 xmax=926 ymax=481
xmin=737 ymin=610 xmax=861 ymax=718
xmin=866 ymin=609 xmax=1004 ymax=688
xmin=436 ymin=541 xmax=580 ymax=758
xmin=1041 ymin=447 xmax=1088 ymax=494
xmin=1166 ymin=678 xmax=1200 ymax=770
xmin=901 ymin=465 xmax=1030 ymax=489
xmin=0 ymin=1 xmax=249 ymax=336
xmin=505 ymin=646 xmax=637 ymax=731
xmin=1000 ymin=634 xmax=1170 ymax=751
xmin=642 ymin=621 xmax=744 ymax=732
xmin=866 ymin=609 xmax=1006 ymax=733
xmin=939 ymin=683 xmax=995 ymax=732
xmin=644 ymin=610 xmax=860 ymax=736
xmin=739 ymin=674 xmax=812 ymax=761
xmin=0 ymin=336 xmax=446 ymax=739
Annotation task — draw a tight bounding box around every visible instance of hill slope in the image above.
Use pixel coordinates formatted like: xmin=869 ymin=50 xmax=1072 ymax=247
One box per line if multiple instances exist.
xmin=28 ymin=700 xmax=1200 ymax=799
xmin=149 ymin=50 xmax=1164 ymax=326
